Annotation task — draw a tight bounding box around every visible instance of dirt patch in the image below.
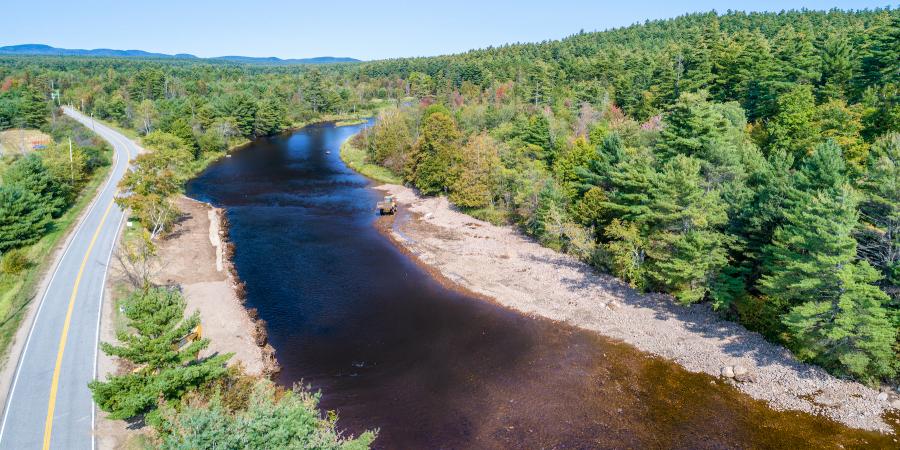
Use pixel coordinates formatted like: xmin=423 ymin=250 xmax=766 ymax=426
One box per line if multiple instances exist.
xmin=154 ymin=196 xmax=277 ymax=377
xmin=0 ymin=128 xmax=51 ymax=155
xmin=95 ymin=196 xmax=278 ymax=448
xmin=374 ymin=184 xmax=898 ymax=434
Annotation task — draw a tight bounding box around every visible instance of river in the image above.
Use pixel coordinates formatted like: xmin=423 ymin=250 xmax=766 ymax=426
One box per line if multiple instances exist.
xmin=186 ymin=122 xmax=897 ymax=449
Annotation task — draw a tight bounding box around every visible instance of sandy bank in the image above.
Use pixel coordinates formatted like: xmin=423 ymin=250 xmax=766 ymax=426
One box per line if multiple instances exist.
xmin=95 ymin=196 xmax=276 ymax=448
xmin=375 ymin=183 xmax=899 ymax=434
xmin=153 ymin=196 xmax=276 ymax=377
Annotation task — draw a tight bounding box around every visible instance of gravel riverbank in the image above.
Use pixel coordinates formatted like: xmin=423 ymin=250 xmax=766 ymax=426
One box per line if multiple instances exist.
xmin=375 ymin=184 xmax=899 ymax=434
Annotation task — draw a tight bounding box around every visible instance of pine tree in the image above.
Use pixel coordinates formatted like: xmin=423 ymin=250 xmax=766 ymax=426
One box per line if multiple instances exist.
xmin=771 ymin=24 xmax=821 ymax=85
xmin=856 ymin=133 xmax=900 ymax=297
xmin=644 ymin=155 xmax=730 ymax=303
xmin=253 ymin=97 xmax=285 ymax=137
xmin=0 ymin=185 xmax=51 ymax=252
xmin=3 ymin=154 xmax=70 ymax=217
xmin=817 ymin=34 xmax=854 ymax=101
xmin=758 ymin=142 xmax=855 ymax=311
xmin=89 ymin=287 xmax=231 ymax=420
xmin=552 ymin=136 xmax=594 ymax=201
xmin=17 ymin=88 xmax=49 ymax=128
xmin=782 ymin=260 xmax=896 ymax=382
xmin=767 ymin=84 xmax=820 ymax=161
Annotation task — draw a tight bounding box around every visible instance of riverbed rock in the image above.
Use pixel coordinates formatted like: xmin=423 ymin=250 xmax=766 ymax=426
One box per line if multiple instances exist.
xmin=721 ymin=366 xmax=735 ymax=378
xmin=733 ymin=365 xmax=748 ymax=377
xmin=876 ymin=392 xmax=888 ymax=402
xmin=735 ymin=372 xmax=756 ymax=383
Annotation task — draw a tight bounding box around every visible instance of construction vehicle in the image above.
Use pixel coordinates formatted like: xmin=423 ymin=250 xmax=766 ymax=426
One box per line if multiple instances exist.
xmin=376 ymin=195 xmax=397 ymax=215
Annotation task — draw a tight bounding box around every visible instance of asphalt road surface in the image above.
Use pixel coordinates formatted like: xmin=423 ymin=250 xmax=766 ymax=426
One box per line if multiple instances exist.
xmin=0 ymin=107 xmax=136 ymax=450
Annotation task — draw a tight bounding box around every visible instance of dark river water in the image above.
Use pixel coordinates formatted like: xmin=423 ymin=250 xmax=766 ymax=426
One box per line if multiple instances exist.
xmin=186 ymin=122 xmax=897 ymax=449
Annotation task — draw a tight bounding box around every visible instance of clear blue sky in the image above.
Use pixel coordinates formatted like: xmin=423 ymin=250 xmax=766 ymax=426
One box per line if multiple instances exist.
xmin=1 ymin=1 xmax=893 ymax=60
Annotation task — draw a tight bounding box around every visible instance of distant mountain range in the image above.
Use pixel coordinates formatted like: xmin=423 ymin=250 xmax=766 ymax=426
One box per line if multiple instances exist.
xmin=0 ymin=44 xmax=360 ymax=65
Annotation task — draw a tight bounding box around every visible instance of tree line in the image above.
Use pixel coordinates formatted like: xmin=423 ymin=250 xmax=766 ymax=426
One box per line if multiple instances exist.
xmin=350 ymin=8 xmax=899 ymax=384
xmin=0 ymin=5 xmax=896 ymax=394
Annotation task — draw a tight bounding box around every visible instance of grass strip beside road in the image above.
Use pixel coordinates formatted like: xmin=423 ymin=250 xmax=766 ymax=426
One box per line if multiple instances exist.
xmin=0 ymin=152 xmax=112 ymax=366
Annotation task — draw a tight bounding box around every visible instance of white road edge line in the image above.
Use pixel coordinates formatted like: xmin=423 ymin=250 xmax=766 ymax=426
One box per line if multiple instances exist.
xmin=91 ymin=210 xmax=125 ymax=450
xmin=0 ymin=108 xmax=125 ymax=446
xmin=91 ymin=130 xmax=131 ymax=450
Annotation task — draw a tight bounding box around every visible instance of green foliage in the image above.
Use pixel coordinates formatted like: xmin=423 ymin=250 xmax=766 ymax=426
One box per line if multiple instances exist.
xmin=407 ymin=112 xmax=460 ymax=195
xmin=856 ymin=133 xmax=900 ymax=297
xmin=642 ymin=155 xmax=730 ymax=303
xmin=116 ymin=132 xmax=190 ymax=234
xmin=449 ymin=133 xmax=500 ymax=209
xmin=767 ymin=84 xmax=820 ymax=160
xmin=89 ymin=287 xmax=231 ymax=420
xmin=2 ymin=6 xmax=898 ymax=384
xmin=0 ymin=248 xmax=29 ymax=274
xmin=0 ymin=184 xmax=51 ymax=252
xmin=155 ymin=379 xmax=375 ymax=449
xmin=3 ymin=154 xmax=69 ymax=217
xmin=782 ymin=261 xmax=897 ymax=382
xmin=0 ymin=87 xmax=48 ymax=129
xmin=364 ymin=108 xmax=412 ymax=173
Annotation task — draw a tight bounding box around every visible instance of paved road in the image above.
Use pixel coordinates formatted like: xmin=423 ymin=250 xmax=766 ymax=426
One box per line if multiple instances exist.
xmin=0 ymin=107 xmax=136 ymax=450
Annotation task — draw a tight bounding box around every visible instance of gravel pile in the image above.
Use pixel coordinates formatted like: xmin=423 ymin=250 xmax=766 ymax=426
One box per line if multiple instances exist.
xmin=377 ymin=184 xmax=898 ymax=433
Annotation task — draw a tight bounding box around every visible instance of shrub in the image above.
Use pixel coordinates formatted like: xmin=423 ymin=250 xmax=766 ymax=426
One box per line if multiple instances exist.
xmin=0 ymin=248 xmax=29 ymax=274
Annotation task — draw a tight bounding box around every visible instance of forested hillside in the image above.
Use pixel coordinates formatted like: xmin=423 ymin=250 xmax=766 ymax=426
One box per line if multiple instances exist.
xmin=350 ymin=8 xmax=900 ymax=385
xmin=0 ymin=7 xmax=897 ymax=385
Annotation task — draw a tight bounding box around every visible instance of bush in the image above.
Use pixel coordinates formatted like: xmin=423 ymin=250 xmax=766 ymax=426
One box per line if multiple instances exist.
xmin=0 ymin=248 xmax=29 ymax=274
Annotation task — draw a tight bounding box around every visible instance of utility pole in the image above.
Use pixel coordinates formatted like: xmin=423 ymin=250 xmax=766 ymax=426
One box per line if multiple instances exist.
xmin=80 ymin=98 xmax=84 ymax=111
xmin=68 ymin=138 xmax=74 ymax=185
xmin=91 ymin=113 xmax=95 ymax=131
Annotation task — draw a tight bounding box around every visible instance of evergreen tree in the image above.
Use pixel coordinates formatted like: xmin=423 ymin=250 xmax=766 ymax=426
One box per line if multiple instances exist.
xmin=782 ymin=260 xmax=897 ymax=382
xmin=520 ymin=114 xmax=553 ymax=163
xmin=3 ymin=154 xmax=69 ymax=217
xmin=156 ymin=379 xmax=375 ymax=449
xmin=817 ymin=34 xmax=854 ymax=101
xmin=644 ymin=155 xmax=730 ymax=303
xmin=253 ymin=97 xmax=286 ymax=137
xmin=767 ymin=84 xmax=820 ymax=161
xmin=552 ymin=136 xmax=594 ymax=201
xmin=0 ymin=185 xmax=51 ymax=252
xmin=225 ymin=94 xmax=258 ymax=138
xmin=771 ymin=25 xmax=821 ymax=85
xmin=89 ymin=287 xmax=231 ymax=420
xmin=17 ymin=88 xmax=49 ymax=128
xmin=856 ymin=133 xmax=900 ymax=298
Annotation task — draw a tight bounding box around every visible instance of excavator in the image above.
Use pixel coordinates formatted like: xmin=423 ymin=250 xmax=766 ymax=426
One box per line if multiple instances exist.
xmin=376 ymin=195 xmax=397 ymax=215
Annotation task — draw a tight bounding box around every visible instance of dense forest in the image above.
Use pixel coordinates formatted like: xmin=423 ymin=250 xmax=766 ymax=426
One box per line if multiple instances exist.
xmin=0 ymin=7 xmax=897 ymax=389
xmin=352 ymin=7 xmax=900 ymax=385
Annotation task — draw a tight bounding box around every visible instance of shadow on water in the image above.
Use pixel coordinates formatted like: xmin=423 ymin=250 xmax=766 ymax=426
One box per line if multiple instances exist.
xmin=186 ymin=122 xmax=898 ymax=449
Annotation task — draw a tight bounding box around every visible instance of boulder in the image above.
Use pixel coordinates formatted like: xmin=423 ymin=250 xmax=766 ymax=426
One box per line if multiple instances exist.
xmin=720 ymin=366 xmax=735 ymax=378
xmin=735 ymin=372 xmax=756 ymax=383
xmin=891 ymin=399 xmax=900 ymax=409
xmin=733 ymin=365 xmax=748 ymax=377
xmin=876 ymin=392 xmax=888 ymax=402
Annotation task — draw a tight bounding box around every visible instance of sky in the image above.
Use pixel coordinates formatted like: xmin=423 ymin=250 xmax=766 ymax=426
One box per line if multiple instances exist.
xmin=1 ymin=1 xmax=894 ymax=61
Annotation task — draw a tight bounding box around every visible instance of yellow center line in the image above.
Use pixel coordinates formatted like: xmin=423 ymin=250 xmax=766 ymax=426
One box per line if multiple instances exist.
xmin=43 ymin=200 xmax=115 ymax=450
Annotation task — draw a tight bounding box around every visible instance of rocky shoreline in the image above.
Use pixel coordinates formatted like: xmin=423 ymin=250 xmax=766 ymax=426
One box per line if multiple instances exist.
xmin=208 ymin=201 xmax=280 ymax=377
xmin=141 ymin=196 xmax=278 ymax=377
xmin=374 ymin=184 xmax=899 ymax=434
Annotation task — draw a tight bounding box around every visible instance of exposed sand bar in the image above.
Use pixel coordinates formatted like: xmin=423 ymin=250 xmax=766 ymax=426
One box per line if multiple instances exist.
xmin=375 ymin=184 xmax=898 ymax=434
